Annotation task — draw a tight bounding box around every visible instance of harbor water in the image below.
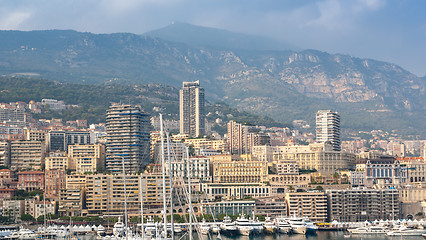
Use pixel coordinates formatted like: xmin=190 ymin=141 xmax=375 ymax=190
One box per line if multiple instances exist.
xmin=189 ymin=231 xmax=423 ymax=240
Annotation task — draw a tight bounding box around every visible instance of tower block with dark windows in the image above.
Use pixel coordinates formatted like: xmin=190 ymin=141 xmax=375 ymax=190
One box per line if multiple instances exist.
xmin=179 ymin=81 xmax=205 ymax=137
xmin=106 ymin=104 xmax=151 ymax=174
xmin=316 ymin=110 xmax=341 ymax=151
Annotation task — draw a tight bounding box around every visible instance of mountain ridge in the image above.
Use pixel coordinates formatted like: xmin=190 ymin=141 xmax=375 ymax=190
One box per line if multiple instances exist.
xmin=0 ymin=29 xmax=424 ymax=137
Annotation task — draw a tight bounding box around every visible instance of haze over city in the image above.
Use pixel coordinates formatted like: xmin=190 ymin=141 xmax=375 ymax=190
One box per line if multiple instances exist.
xmin=1 ymin=0 xmax=425 ymax=76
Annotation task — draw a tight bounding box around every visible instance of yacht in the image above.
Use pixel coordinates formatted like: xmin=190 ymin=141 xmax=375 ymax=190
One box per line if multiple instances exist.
xmin=235 ymin=214 xmax=254 ymax=236
xmin=303 ymin=217 xmax=318 ymax=234
xmin=387 ymin=226 xmax=426 ymax=236
xmin=274 ymin=217 xmax=291 ymax=234
xmin=220 ymin=216 xmax=238 ymax=236
xmin=113 ymin=217 xmax=125 ymax=237
xmin=348 ymin=225 xmax=388 ymax=234
xmin=287 ymin=216 xmax=307 ymax=234
xmin=250 ymin=217 xmax=263 ymax=234
xmin=142 ymin=217 xmax=157 ymax=237
xmin=200 ymin=219 xmax=211 ymax=235
xmin=5 ymin=228 xmax=38 ymax=240
xmin=263 ymin=217 xmax=277 ymax=234
xmin=210 ymin=224 xmax=220 ymax=234
xmin=97 ymin=225 xmax=106 ymax=237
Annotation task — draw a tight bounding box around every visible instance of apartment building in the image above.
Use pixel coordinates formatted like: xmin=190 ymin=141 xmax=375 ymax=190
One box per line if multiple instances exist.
xmin=227 ymin=121 xmax=269 ymax=155
xmin=45 ymin=151 xmax=69 ymax=171
xmin=85 ymin=173 xmax=169 ymax=216
xmin=66 ymin=174 xmax=86 ymax=190
xmin=285 ymin=192 xmax=328 ymax=222
xmin=326 ymin=188 xmax=399 ymax=222
xmin=58 ymin=188 xmax=85 ymax=216
xmin=68 ymin=144 xmax=105 ymax=173
xmin=316 ymin=110 xmax=341 ymax=151
xmin=10 ymin=140 xmax=45 ymax=170
xmin=184 ymin=138 xmax=225 ymax=152
xmin=179 ymin=81 xmax=205 ymax=137
xmin=255 ymin=197 xmax=288 ymax=217
xmin=45 ymin=169 xmax=66 ymax=200
xmin=106 ymin=104 xmax=151 ymax=174
xmin=0 ymin=141 xmax=10 ymax=167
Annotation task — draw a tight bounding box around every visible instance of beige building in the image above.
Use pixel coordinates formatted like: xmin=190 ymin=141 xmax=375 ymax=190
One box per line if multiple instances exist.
xmin=211 ymin=154 xmax=268 ymax=183
xmin=201 ymin=182 xmax=271 ymax=200
xmin=66 ymin=174 xmax=86 ymax=190
xmin=0 ymin=141 xmax=10 ymax=167
xmin=84 ymin=173 xmax=169 ymax=216
xmin=25 ymin=129 xmax=46 ymax=142
xmin=10 ymin=140 xmax=46 ymax=170
xmin=179 ymin=81 xmax=205 ymax=137
xmin=399 ymin=188 xmax=426 ymax=202
xmin=402 ymin=159 xmax=426 ymax=183
xmin=268 ymin=174 xmax=311 ymax=191
xmin=184 ymin=138 xmax=225 ymax=152
xmin=227 ymin=121 xmax=269 ymax=155
xmin=24 ymin=199 xmax=55 ymax=219
xmin=68 ymin=144 xmax=105 ymax=173
xmin=254 ymin=143 xmax=355 ymax=175
xmin=2 ymin=200 xmax=24 ymax=222
xmin=45 ymin=151 xmax=69 ymax=171
xmin=58 ymin=188 xmax=85 ymax=217
xmin=275 ymin=150 xmax=355 ymax=175
xmin=285 ymin=191 xmax=328 ymax=222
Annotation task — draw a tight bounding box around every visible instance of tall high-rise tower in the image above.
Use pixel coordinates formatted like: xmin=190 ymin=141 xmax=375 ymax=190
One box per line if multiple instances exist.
xmin=316 ymin=110 xmax=341 ymax=151
xmin=106 ymin=104 xmax=151 ymax=174
xmin=179 ymin=81 xmax=205 ymax=137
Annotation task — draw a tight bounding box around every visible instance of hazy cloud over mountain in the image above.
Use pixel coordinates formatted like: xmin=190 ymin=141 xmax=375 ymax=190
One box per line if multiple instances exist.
xmin=0 ymin=0 xmax=425 ymax=76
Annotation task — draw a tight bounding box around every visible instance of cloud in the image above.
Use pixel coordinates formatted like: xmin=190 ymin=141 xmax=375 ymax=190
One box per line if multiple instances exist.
xmin=0 ymin=10 xmax=33 ymax=30
xmin=304 ymin=0 xmax=386 ymax=31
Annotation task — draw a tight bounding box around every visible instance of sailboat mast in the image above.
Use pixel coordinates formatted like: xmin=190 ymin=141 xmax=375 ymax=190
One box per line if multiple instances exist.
xmin=186 ymin=147 xmax=192 ymax=240
xmin=166 ymin=132 xmax=174 ymax=240
xmin=140 ymin=177 xmax=145 ymax=240
xmin=160 ymin=114 xmax=168 ymax=236
xmin=122 ymin=157 xmax=128 ymax=240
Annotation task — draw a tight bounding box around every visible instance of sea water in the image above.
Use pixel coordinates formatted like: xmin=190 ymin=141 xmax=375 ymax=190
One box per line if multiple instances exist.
xmin=188 ymin=231 xmax=421 ymax=240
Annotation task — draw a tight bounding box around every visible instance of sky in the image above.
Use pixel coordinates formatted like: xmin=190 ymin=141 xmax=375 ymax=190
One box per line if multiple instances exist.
xmin=1 ymin=0 xmax=425 ymax=76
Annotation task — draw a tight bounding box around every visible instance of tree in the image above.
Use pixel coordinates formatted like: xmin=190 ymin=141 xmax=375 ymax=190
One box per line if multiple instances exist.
xmin=315 ymin=186 xmax=324 ymax=191
xmin=20 ymin=214 xmax=35 ymax=222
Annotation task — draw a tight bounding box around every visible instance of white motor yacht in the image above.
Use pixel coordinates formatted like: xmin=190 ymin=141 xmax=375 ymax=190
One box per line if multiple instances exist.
xmin=287 ymin=216 xmax=307 ymax=234
xmin=263 ymin=217 xmax=277 ymax=234
xmin=348 ymin=225 xmax=388 ymax=234
xmin=220 ymin=216 xmax=238 ymax=236
xmin=211 ymin=224 xmax=220 ymax=234
xmin=113 ymin=217 xmax=125 ymax=237
xmin=235 ymin=214 xmax=254 ymax=236
xmin=387 ymin=225 xmax=426 ymax=236
xmin=5 ymin=228 xmax=38 ymax=240
xmin=274 ymin=217 xmax=291 ymax=234
xmin=200 ymin=219 xmax=211 ymax=235
xmin=303 ymin=217 xmax=318 ymax=234
xmin=97 ymin=225 xmax=106 ymax=237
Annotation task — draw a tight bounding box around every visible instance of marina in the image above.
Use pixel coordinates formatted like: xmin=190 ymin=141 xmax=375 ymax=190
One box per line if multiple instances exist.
xmin=2 ymin=218 xmax=426 ymax=239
